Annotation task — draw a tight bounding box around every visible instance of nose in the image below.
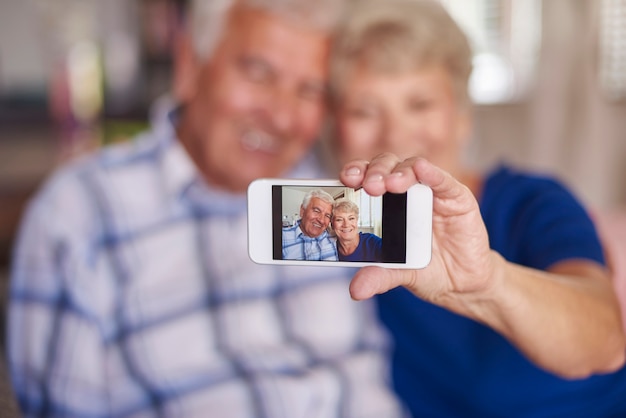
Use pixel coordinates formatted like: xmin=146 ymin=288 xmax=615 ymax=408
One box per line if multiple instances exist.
xmin=381 ymin=115 xmax=406 ymax=149
xmin=269 ymin=88 xmax=297 ymax=134
xmin=379 ymin=111 xmax=416 ymax=156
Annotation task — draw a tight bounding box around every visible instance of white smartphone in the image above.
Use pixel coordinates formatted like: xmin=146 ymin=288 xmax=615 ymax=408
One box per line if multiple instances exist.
xmin=247 ymin=178 xmax=433 ymax=269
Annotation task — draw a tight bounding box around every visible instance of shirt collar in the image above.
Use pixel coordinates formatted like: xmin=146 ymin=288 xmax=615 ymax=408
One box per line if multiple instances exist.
xmin=157 ymin=104 xmax=198 ymax=202
xmin=160 ymin=136 xmax=248 ymax=216
xmin=296 ymin=221 xmax=329 ymax=242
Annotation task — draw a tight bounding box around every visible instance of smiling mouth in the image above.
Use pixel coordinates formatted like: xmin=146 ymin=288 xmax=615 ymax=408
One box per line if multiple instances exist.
xmin=241 ymin=130 xmax=281 ymax=154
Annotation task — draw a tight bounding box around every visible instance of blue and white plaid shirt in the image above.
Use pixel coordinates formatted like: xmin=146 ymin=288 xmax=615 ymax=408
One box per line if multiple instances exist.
xmin=7 ymin=100 xmax=403 ymax=418
xmin=282 ymin=223 xmax=338 ymax=261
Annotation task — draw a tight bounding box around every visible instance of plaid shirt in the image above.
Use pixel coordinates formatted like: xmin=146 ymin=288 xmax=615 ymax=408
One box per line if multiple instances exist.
xmin=7 ymin=101 xmax=403 ymax=418
xmin=282 ymin=223 xmax=338 ymax=261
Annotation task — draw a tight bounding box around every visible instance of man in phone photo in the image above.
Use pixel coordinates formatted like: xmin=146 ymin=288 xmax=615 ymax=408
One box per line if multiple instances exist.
xmin=6 ymin=0 xmax=404 ymax=417
xmin=282 ymin=189 xmax=338 ymax=261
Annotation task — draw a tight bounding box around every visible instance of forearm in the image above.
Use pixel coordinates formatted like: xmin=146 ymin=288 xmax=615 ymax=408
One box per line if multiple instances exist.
xmin=342 ymin=156 xmax=626 ymax=378
xmin=444 ymin=251 xmax=626 ymax=379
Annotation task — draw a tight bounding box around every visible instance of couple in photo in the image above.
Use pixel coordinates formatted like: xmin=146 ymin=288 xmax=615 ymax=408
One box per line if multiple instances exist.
xmin=282 ymin=189 xmax=383 ymax=262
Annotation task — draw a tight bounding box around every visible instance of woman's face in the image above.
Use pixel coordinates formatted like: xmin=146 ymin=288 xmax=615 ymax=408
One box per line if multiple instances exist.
xmin=334 ymin=66 xmax=470 ymax=175
xmin=332 ymin=209 xmax=359 ymax=242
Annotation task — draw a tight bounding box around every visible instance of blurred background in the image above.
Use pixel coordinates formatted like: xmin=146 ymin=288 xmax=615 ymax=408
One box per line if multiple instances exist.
xmin=0 ymin=0 xmax=184 ymax=286
xmin=1 ymin=0 xmax=626 ymax=328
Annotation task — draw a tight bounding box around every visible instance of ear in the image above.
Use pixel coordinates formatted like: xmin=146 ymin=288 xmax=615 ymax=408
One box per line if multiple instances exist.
xmin=300 ymin=205 xmax=305 ymax=218
xmin=172 ymin=31 xmax=200 ymax=104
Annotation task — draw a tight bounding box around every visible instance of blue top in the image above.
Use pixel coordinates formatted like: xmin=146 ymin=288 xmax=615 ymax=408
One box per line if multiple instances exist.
xmin=338 ymin=232 xmax=383 ymax=262
xmin=378 ymin=165 xmax=626 ymax=417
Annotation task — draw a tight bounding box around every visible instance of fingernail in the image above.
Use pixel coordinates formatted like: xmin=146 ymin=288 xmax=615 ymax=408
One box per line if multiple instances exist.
xmin=365 ymin=174 xmax=384 ymax=184
xmin=345 ymin=166 xmax=361 ymax=176
xmin=391 ymin=171 xmax=404 ymax=177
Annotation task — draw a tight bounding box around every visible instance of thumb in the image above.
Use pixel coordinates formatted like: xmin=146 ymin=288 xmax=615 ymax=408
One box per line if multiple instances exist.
xmin=349 ymin=266 xmax=418 ymax=300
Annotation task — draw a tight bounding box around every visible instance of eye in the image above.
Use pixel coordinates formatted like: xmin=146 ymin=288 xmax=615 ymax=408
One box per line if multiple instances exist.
xmin=346 ymin=106 xmax=378 ymax=119
xmin=408 ymin=97 xmax=432 ymax=112
xmin=238 ymin=56 xmax=274 ymax=84
xmin=299 ymin=82 xmax=327 ymax=102
xmin=341 ymin=97 xmax=379 ymax=118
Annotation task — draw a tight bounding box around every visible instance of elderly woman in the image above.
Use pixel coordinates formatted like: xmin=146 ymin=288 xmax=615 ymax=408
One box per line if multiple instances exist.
xmin=328 ymin=0 xmax=626 ymax=416
xmin=331 ymin=198 xmax=382 ymax=261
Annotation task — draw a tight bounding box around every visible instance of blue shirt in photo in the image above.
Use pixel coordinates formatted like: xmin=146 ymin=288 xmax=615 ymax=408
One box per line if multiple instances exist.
xmin=338 ymin=232 xmax=383 ymax=262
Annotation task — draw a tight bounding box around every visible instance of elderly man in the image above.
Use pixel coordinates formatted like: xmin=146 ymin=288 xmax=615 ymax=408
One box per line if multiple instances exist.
xmin=282 ymin=189 xmax=338 ymax=261
xmin=7 ymin=0 xmax=403 ymax=416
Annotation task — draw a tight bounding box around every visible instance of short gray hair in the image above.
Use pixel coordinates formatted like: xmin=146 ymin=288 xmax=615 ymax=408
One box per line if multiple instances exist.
xmin=330 ymin=0 xmax=473 ymax=104
xmin=189 ymin=0 xmax=348 ymax=61
xmin=333 ymin=198 xmax=359 ymax=218
xmin=302 ymin=189 xmax=335 ymax=209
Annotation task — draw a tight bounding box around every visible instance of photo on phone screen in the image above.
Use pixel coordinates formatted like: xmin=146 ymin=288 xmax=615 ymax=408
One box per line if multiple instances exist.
xmin=272 ymin=185 xmax=407 ymax=263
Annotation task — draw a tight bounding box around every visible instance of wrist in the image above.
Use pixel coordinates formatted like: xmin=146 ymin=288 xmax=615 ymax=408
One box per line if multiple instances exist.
xmin=440 ymin=250 xmax=510 ymax=325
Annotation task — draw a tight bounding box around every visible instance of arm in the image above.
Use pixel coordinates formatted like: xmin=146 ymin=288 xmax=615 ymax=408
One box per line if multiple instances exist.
xmin=341 ymin=154 xmax=626 ymax=379
xmin=7 ymin=174 xmax=109 ymax=417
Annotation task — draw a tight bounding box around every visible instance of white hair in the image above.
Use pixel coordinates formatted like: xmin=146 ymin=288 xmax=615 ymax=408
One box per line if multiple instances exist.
xmin=188 ymin=0 xmax=347 ymax=61
xmin=302 ymin=189 xmax=335 ymax=209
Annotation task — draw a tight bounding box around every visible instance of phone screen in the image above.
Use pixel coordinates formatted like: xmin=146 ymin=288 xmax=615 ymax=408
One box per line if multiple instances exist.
xmin=272 ymin=185 xmax=407 ymax=263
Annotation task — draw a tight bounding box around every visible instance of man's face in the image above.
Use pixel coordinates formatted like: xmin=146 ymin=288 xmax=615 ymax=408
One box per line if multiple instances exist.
xmin=176 ymin=6 xmax=331 ymax=192
xmin=299 ymin=197 xmax=333 ymax=238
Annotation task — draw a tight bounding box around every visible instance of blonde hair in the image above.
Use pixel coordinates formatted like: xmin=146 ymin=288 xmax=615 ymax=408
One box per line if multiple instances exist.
xmin=333 ymin=198 xmax=360 ymax=218
xmin=330 ymin=0 xmax=473 ymax=104
xmin=189 ymin=0 xmax=347 ymax=61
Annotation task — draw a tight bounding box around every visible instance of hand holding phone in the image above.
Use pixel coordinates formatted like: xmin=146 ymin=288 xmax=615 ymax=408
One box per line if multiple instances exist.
xmin=247 ymin=178 xmax=433 ymax=269
xmin=340 ymin=156 xmax=495 ymax=305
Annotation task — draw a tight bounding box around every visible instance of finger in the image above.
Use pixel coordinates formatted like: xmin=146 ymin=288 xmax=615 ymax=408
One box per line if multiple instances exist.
xmin=360 ymin=153 xmax=404 ymax=196
xmin=339 ymin=159 xmax=370 ymax=188
xmin=384 ymin=157 xmax=420 ymax=194
xmin=349 ymin=266 xmax=417 ymax=300
xmin=413 ymin=158 xmax=467 ymax=200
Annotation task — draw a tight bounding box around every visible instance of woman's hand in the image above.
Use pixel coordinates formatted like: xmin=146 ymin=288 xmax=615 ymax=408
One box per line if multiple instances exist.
xmin=340 ymin=153 xmax=499 ymax=309
xmin=340 ymin=153 xmax=626 ymax=378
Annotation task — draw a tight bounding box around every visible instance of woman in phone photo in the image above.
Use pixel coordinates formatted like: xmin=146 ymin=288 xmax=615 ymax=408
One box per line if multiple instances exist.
xmin=331 ymin=198 xmax=382 ymax=262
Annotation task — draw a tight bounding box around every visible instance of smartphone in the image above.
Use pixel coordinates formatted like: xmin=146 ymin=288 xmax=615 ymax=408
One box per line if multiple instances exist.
xmin=247 ymin=178 xmax=432 ymax=269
